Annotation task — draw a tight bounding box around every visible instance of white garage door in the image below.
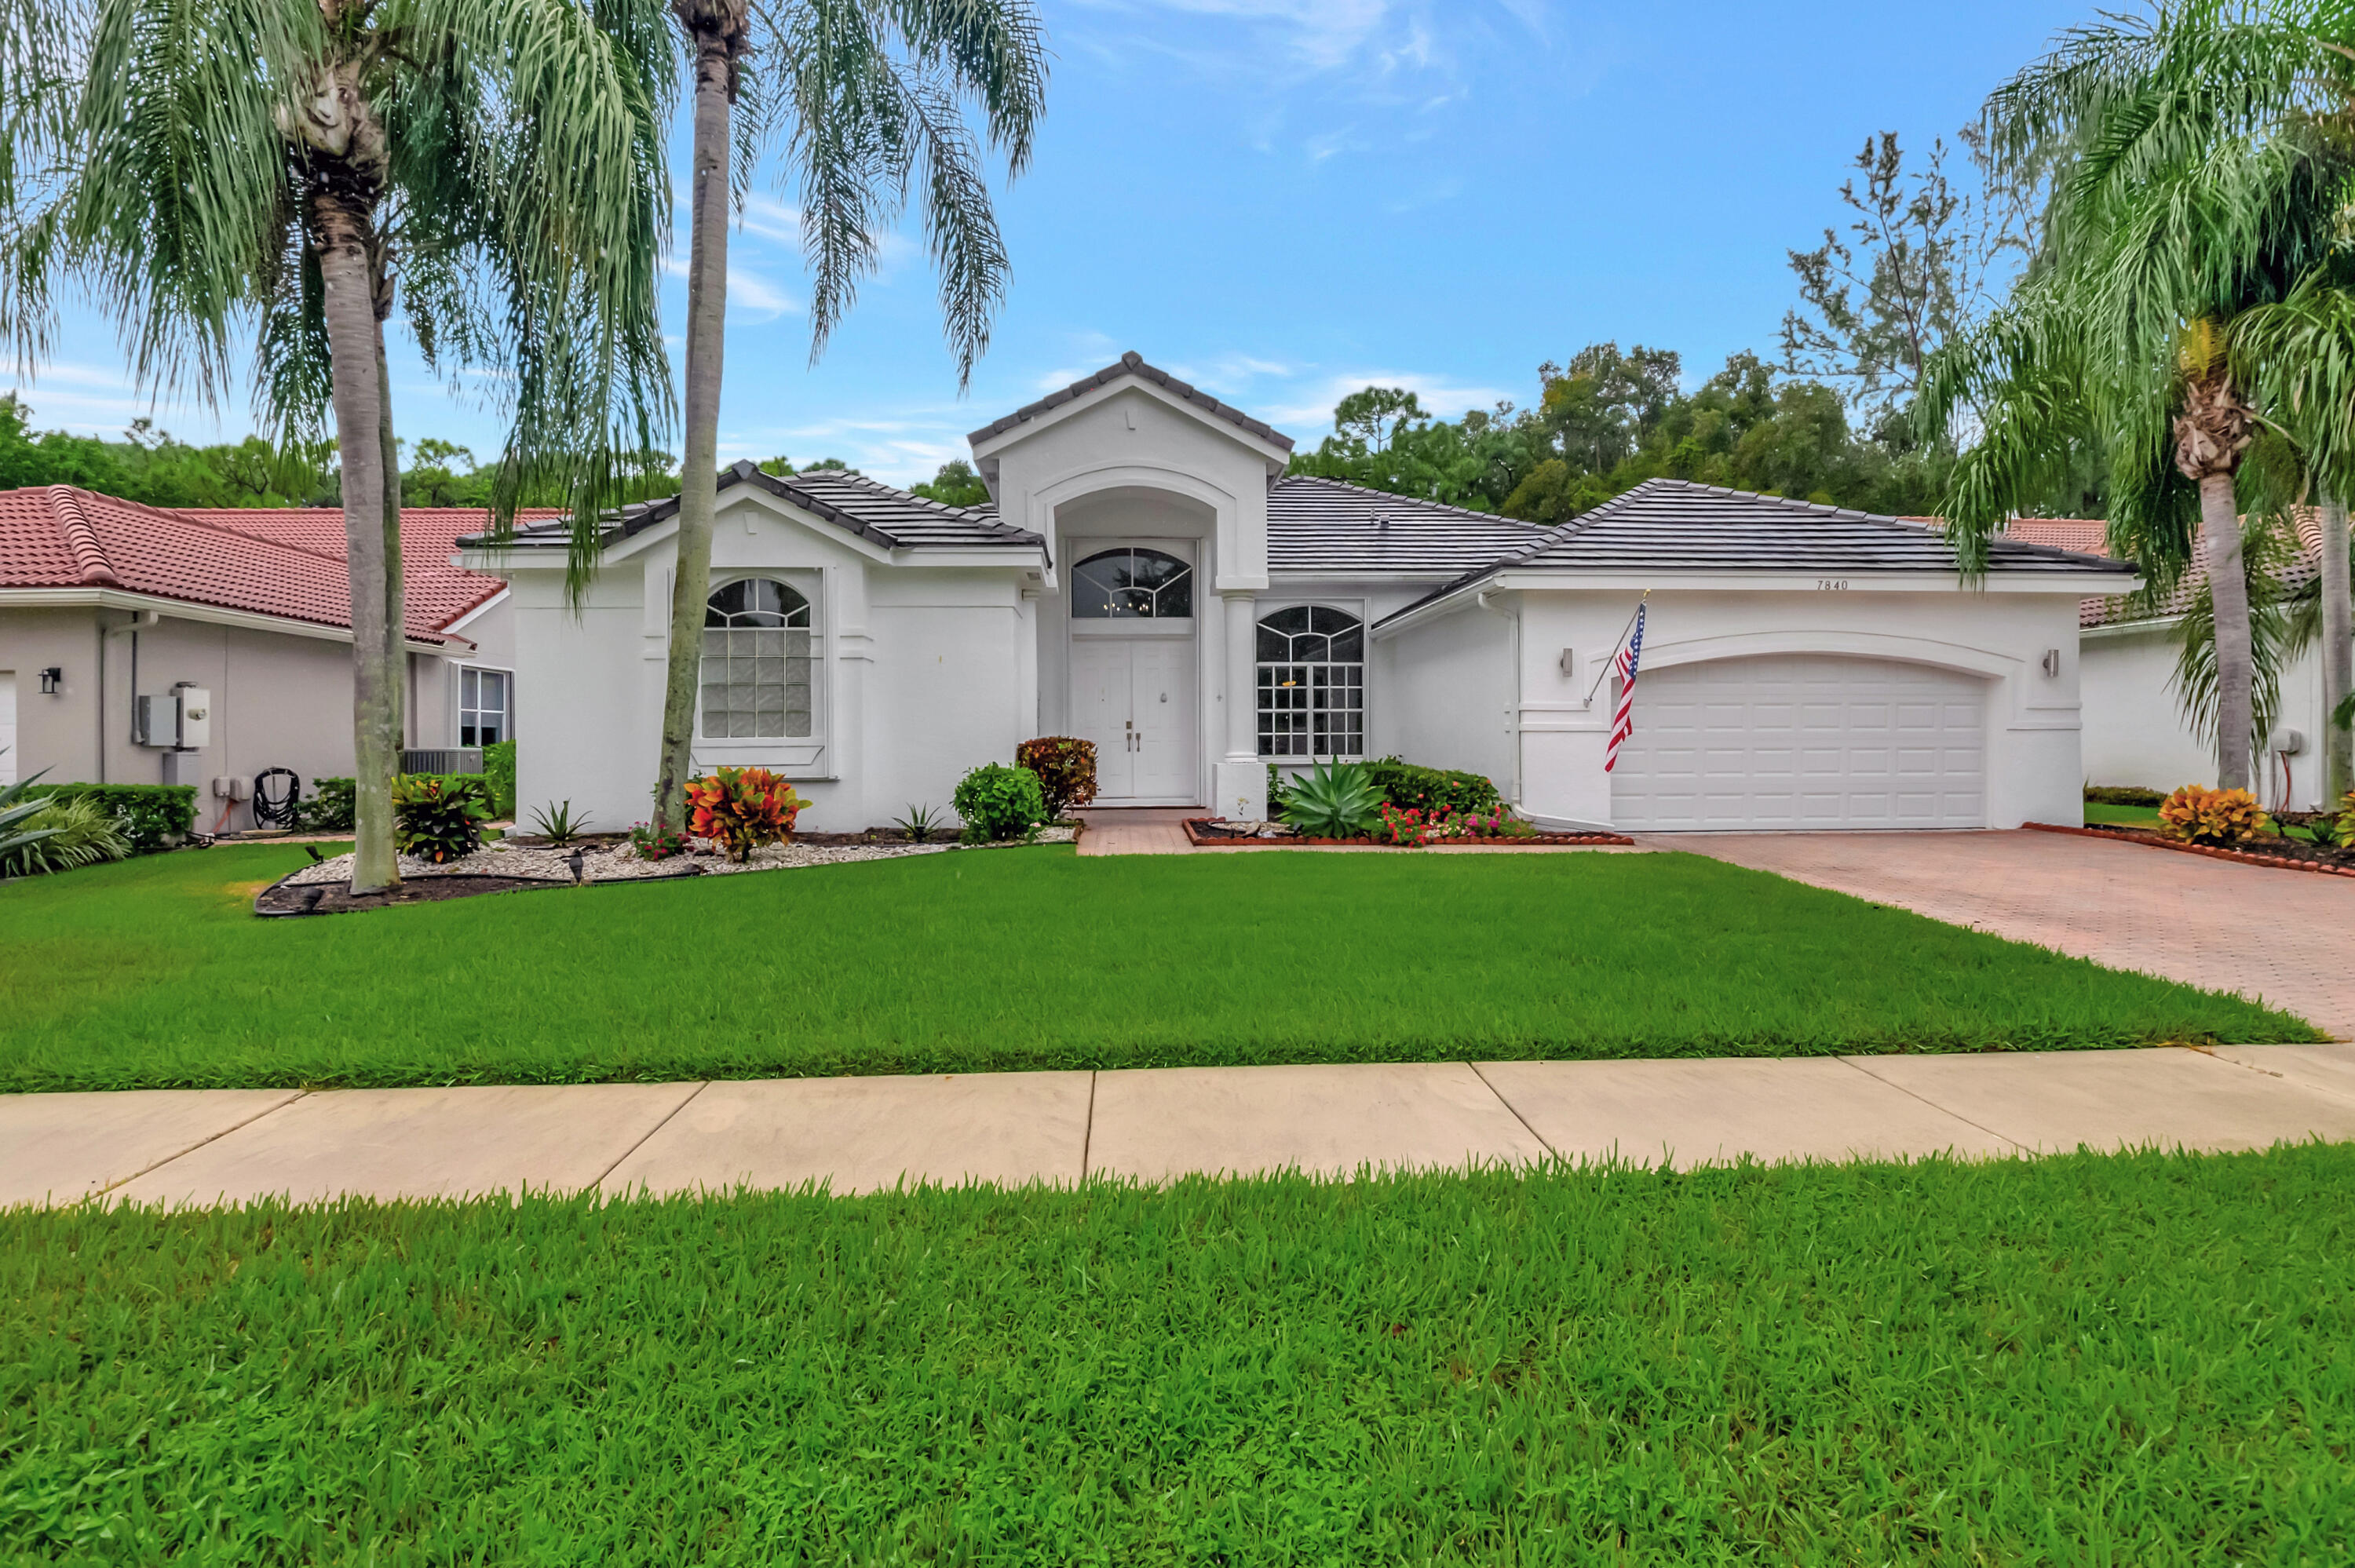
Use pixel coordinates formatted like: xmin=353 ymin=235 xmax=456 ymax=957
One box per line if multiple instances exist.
xmin=1611 ymin=654 xmax=1986 ymax=830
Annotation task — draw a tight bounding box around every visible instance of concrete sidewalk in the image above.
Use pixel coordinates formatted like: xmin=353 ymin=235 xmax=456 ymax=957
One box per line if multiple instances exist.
xmin=5 ymin=1045 xmax=2353 ymax=1209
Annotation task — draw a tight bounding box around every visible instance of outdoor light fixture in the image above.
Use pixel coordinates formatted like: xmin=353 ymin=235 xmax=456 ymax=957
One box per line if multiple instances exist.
xmin=2041 ymin=648 xmax=2062 ymax=677
xmin=38 ymin=666 xmax=61 ymax=695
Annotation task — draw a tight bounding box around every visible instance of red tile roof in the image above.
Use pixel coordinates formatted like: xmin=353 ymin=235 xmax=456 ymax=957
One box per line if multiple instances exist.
xmin=0 ymin=487 xmax=503 ymax=645
xmin=177 ymin=505 xmax=564 ymax=633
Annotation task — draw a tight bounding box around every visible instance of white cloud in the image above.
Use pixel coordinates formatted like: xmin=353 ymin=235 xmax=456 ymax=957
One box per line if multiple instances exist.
xmin=1265 ymin=368 xmax=1514 ymax=433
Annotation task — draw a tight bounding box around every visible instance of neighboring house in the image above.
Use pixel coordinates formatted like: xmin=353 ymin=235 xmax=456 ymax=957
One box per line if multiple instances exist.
xmin=0 ymin=488 xmax=556 ymax=828
xmin=469 ymin=352 xmax=2134 ymax=834
xmin=2070 ymin=509 xmax=2348 ymax=811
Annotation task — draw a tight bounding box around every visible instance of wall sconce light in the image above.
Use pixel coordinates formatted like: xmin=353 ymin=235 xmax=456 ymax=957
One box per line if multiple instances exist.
xmin=2040 ymin=649 xmax=2061 ymax=678
xmin=38 ymin=666 xmax=62 ymax=695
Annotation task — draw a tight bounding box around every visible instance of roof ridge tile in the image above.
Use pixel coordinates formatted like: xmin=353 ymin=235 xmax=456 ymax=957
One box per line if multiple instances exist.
xmin=48 ymin=485 xmax=120 ymax=585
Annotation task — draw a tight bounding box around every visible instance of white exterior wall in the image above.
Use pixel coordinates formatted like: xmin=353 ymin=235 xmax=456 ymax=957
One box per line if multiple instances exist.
xmin=501 ymin=487 xmax=1031 ymax=834
xmin=2083 ymin=622 xmax=2344 ymax=811
xmin=0 ymin=600 xmax=455 ymax=827
xmin=1378 ymin=592 xmax=1518 ymax=795
xmin=1377 ymin=580 xmax=2091 ymax=830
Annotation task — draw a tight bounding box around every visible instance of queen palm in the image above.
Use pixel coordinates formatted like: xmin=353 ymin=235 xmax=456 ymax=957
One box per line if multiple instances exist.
xmin=650 ymin=0 xmax=1046 ymax=833
xmin=1922 ymin=0 xmax=2355 ymax=793
xmin=0 ymin=0 xmax=673 ymax=891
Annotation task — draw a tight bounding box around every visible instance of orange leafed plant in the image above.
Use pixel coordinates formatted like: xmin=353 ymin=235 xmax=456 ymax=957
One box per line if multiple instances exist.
xmin=685 ymin=766 xmax=809 ymax=862
xmin=2156 ymin=784 xmax=2271 ymax=847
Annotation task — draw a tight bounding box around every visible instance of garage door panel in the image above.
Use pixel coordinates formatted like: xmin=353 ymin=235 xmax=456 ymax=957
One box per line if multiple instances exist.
xmin=1613 ymin=655 xmax=1986 ymax=830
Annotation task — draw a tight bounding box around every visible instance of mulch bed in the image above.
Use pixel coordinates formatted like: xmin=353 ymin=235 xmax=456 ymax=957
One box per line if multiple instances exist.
xmin=254 ymin=873 xmax=581 ymax=917
xmin=1182 ymin=818 xmax=1635 ymax=850
xmin=2025 ymin=820 xmax=2355 ymax=879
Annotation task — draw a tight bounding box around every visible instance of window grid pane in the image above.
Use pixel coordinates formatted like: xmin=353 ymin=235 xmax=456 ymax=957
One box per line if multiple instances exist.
xmin=1254 ymin=605 xmax=1365 ymax=760
xmin=699 ymin=582 xmax=815 ymax=738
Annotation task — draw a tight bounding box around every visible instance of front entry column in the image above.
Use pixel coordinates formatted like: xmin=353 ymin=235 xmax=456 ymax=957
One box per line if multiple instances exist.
xmin=1213 ymin=590 xmax=1265 ymax=818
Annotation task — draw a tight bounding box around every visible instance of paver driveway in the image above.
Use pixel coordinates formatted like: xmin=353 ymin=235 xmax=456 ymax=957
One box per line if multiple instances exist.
xmin=1660 ymin=829 xmax=2355 ymax=1039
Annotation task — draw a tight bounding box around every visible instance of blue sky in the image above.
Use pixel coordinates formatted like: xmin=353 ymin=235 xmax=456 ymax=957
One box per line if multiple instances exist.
xmin=15 ymin=0 xmax=2098 ymax=486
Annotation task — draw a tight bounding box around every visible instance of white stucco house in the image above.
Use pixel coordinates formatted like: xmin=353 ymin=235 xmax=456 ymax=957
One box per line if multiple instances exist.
xmin=465 ymin=352 xmax=2137 ymax=835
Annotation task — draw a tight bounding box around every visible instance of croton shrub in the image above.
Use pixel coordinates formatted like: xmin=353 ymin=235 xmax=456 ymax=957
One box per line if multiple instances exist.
xmin=687 ymin=767 xmax=809 ymax=862
xmin=2156 ymin=784 xmax=2271 ymax=846
xmin=392 ymin=774 xmax=492 ymax=863
xmin=1014 ymin=736 xmax=1097 ymax=819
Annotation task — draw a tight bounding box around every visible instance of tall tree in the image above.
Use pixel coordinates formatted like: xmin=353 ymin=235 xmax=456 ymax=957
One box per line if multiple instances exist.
xmin=1781 ymin=130 xmax=2035 ymax=423
xmin=1 ymin=0 xmax=674 ymax=889
xmin=651 ymin=0 xmax=1047 ymax=833
xmin=1920 ymin=0 xmax=2349 ymax=792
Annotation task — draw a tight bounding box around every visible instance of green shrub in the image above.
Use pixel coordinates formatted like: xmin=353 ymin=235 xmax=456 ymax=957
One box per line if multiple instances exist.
xmin=0 ymin=793 xmax=133 ymax=877
xmin=1013 ymin=737 xmax=1097 ymax=819
xmin=484 ymin=740 xmax=517 ymax=819
xmin=2086 ymin=785 xmax=2167 ymax=807
xmin=1280 ymin=760 xmax=1385 ymax=839
xmin=392 ymin=775 xmax=491 ymax=863
xmin=18 ymin=782 xmax=197 ymax=853
xmin=1265 ymin=762 xmax=1290 ymax=818
xmin=953 ymin=764 xmax=1047 ymax=843
xmin=298 ymin=777 xmax=356 ymax=833
xmin=1359 ymin=757 xmax=1502 ymax=815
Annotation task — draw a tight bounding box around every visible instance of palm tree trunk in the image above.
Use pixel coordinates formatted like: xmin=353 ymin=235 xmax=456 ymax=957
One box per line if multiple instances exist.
xmin=2200 ymin=472 xmax=2257 ymax=791
xmin=2323 ymin=494 xmax=2352 ymax=808
xmin=652 ymin=18 xmax=737 ymax=831
xmin=316 ymin=195 xmax=402 ymax=893
xmin=374 ymin=293 xmax=406 ymax=774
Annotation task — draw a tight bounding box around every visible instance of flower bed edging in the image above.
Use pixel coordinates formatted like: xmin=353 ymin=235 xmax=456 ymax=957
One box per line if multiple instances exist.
xmin=2024 ymin=821 xmax=2355 ymax=878
xmin=1181 ymin=818 xmax=1634 ymax=850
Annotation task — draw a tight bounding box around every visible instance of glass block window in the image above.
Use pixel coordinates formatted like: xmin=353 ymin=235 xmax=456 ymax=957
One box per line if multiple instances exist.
xmin=458 ymin=667 xmax=509 ymax=747
xmin=1070 ymin=548 xmax=1193 ymax=618
xmin=1257 ymin=605 xmax=1365 ymax=758
xmin=700 ymin=578 xmax=813 ymax=738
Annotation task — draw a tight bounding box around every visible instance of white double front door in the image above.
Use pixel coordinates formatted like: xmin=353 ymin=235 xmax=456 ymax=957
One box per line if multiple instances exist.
xmin=1071 ymin=636 xmax=1198 ymax=802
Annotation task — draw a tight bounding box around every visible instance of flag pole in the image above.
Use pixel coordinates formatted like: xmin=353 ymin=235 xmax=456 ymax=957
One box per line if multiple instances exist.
xmin=1582 ymin=588 xmax=1652 ymax=706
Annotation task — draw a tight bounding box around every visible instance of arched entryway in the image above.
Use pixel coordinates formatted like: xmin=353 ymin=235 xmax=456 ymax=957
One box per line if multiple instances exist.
xmin=1067 ymin=543 xmax=1199 ymax=802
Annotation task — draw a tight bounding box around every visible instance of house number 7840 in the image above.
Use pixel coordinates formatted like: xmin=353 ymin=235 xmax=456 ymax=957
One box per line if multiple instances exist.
xmin=1816 ymin=578 xmax=1849 ymax=590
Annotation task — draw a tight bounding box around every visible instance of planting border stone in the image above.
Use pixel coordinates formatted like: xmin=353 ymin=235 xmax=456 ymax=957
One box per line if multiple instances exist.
xmin=2025 ymin=821 xmax=2355 ymax=879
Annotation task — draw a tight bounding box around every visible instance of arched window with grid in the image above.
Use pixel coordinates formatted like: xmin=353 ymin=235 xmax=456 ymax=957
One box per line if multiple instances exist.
xmin=1257 ymin=605 xmax=1364 ymax=757
xmin=700 ymin=578 xmax=814 ymax=738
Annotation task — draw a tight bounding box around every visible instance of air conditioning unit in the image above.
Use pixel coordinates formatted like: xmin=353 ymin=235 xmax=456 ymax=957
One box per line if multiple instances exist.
xmin=402 ymin=747 xmax=484 ymax=775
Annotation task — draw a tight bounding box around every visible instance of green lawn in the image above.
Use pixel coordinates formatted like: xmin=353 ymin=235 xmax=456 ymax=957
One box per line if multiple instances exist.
xmin=2085 ymin=801 xmax=2163 ymax=827
xmin=0 ymin=841 xmax=2313 ymax=1092
xmin=6 ymin=1147 xmax=2353 ymax=1563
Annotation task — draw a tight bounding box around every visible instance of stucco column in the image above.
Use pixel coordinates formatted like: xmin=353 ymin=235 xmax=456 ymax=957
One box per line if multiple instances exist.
xmin=1221 ymin=589 xmax=1256 ymax=761
xmin=1212 ymin=589 xmax=1265 ymax=819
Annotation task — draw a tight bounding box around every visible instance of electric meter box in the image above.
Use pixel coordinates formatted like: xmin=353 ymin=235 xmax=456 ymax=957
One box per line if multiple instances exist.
xmin=132 ymin=687 xmax=211 ymax=749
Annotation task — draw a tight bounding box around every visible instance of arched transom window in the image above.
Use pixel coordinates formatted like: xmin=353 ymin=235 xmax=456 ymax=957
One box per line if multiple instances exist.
xmin=701 ymin=578 xmax=813 ymax=738
xmin=1258 ymin=605 xmax=1364 ymax=758
xmin=1071 ymin=547 xmax=1193 ymax=619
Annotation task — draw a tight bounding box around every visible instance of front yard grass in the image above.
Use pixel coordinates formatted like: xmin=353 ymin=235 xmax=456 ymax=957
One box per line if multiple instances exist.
xmin=5 ymin=1146 xmax=2353 ymax=1563
xmin=0 ymin=841 xmax=2313 ymax=1092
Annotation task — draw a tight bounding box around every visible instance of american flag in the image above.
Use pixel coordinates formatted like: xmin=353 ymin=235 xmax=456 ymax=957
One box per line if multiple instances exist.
xmin=1603 ymin=602 xmax=1647 ymax=773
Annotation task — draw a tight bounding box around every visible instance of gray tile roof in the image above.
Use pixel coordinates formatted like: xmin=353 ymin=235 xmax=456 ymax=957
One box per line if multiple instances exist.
xmin=1385 ymin=477 xmax=2136 ymax=624
xmin=1268 ymin=475 xmax=1547 ymax=574
xmin=476 ymin=461 xmax=1042 ymax=555
xmin=969 ymin=350 xmax=1295 ymax=452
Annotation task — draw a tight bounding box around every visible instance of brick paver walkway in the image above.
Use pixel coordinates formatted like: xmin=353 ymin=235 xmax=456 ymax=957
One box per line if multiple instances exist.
xmin=1075 ymin=808 xmax=1198 ymax=856
xmin=1662 ymin=830 xmax=2355 ymax=1039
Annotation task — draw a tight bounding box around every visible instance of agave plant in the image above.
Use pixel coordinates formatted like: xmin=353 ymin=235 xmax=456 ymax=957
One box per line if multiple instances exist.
xmin=1278 ymin=760 xmax=1385 ymax=840
xmin=0 ymin=753 xmax=61 ymax=867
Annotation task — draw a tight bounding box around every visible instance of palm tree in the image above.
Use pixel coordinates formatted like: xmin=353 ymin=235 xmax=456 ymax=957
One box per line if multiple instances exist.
xmin=0 ymin=0 xmax=674 ymax=891
xmin=650 ymin=0 xmax=1047 ymax=832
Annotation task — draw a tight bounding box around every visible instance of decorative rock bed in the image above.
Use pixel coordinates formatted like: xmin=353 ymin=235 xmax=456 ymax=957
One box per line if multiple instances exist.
xmin=256 ymin=826 xmax=1078 ymax=916
xmin=1181 ymin=818 xmax=1636 ymax=849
